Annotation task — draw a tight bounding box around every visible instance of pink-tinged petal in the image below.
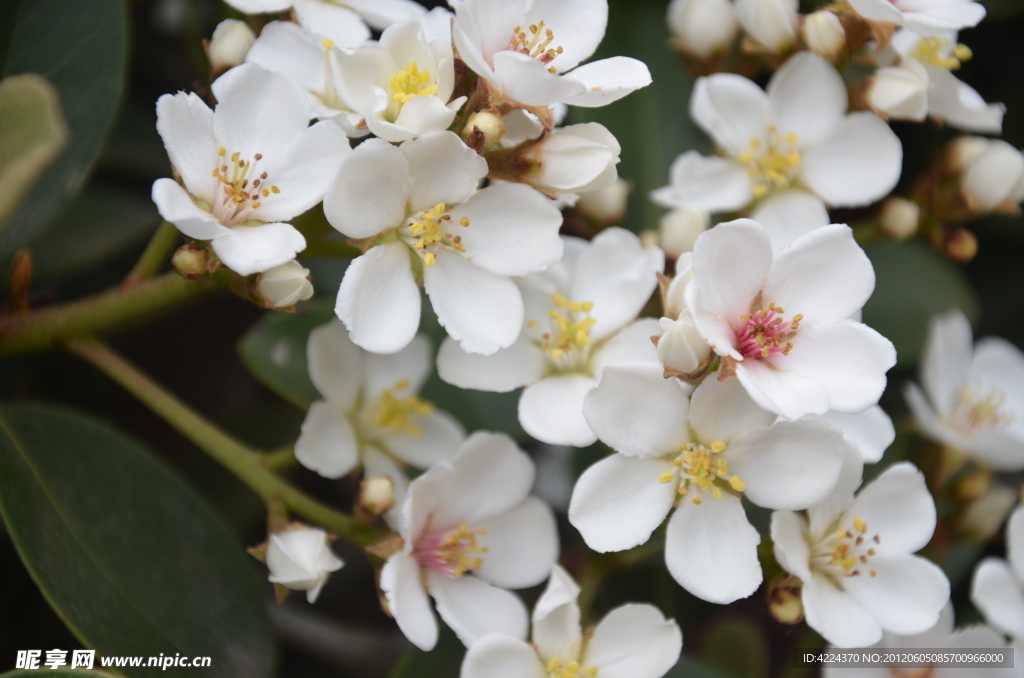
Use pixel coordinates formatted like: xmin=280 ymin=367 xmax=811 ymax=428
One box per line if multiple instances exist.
xmin=519 ymin=374 xmax=598 ymax=447
xmin=155 ymin=93 xmax=217 ymax=201
xmin=665 ymin=492 xmax=762 ymax=604
xmin=690 ymin=218 xmax=773 ymax=326
xmin=492 ymin=50 xmax=588 ymax=107
xmin=584 ymin=604 xmax=683 ymax=678
xmin=323 ymin=139 xmax=410 ymax=239
xmin=972 ymin=557 xmax=1024 ymax=639
xmin=590 ymin=318 xmax=663 ymax=378
xmin=767 ymin=52 xmax=847 ymax=149
xmin=381 ymin=552 xmax=438 ymax=651
xmin=307 ymin=318 xmax=362 ymax=408
xmin=845 ymin=462 xmax=935 ymax=556
xmin=336 ymin=242 xmax=421 ymax=355
xmin=690 ymin=74 xmax=770 ymax=156
xmin=400 ymin=131 xmax=488 ymax=213
xmin=650 ymin=152 xmax=753 ymax=213
xmin=568 ymin=454 xmax=678 ymax=553
xmin=426 ymin=571 xmax=529 ymax=647
xmin=771 ymin=511 xmax=811 ymax=580
xmin=295 ymin=401 xmax=360 ymax=478
xmin=803 ymin=572 xmax=882 ymax=648
xmin=212 ymin=222 xmax=306 ymax=276
xmin=922 ymin=309 xmax=973 ymax=418
xmin=561 ymin=57 xmax=652 ymax=108
xmin=151 ymin=179 xmax=231 ymax=240
xmin=751 ymin=191 xmax=829 ymax=253
xmin=800 ymin=112 xmax=903 ymax=208
xmin=689 ymin=374 xmax=776 ymax=443
xmin=436 ymin=335 xmax=547 ymax=392
xmin=843 ymin=555 xmax=950 ymax=636
xmin=292 ymin=0 xmax=371 ymax=47
xmin=476 ymin=497 xmax=559 ymax=589
xmin=424 ymin=250 xmax=523 ymax=356
xmin=461 ymin=635 xmax=546 ymax=678
xmin=402 ymin=461 xmax=454 ymax=544
xmin=686 ymin=282 xmax=743 ymax=360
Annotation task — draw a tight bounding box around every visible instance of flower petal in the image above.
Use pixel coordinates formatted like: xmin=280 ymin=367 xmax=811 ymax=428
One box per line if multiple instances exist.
xmin=650 ymin=152 xmax=753 ymax=213
xmin=336 ymin=242 xmax=421 ymax=355
xmin=400 ymin=131 xmax=488 ymax=213
xmin=690 ymin=74 xmax=770 ymax=156
xmin=904 ymin=382 xmax=963 ymax=451
xmin=293 ymin=0 xmax=371 ymax=46
xmin=461 ymin=635 xmax=546 ymax=678
xmin=493 ymin=50 xmax=588 ymax=107
xmin=369 ymin=94 xmax=461 ymax=143
xmin=807 ymin=445 xmax=863 ymax=541
xmin=381 ymin=552 xmax=438 ymax=651
xmin=245 ymin=21 xmax=324 ymax=94
xmin=427 ymin=571 xmax=529 ymax=647
xmin=750 ymin=190 xmax=830 ymax=253
xmin=803 ymin=572 xmax=882 ymax=648
xmin=561 ymin=57 xmax=652 ymax=108
xmin=688 ymin=374 xmax=777 ymax=443
xmin=155 ymin=93 xmax=217 ymax=201
xmin=476 ymin=497 xmax=559 ymax=589
xmin=926 ymin=66 xmax=1004 ymax=134
xmin=521 ymin=0 xmax=608 ymax=71
xmin=380 ymin=410 xmax=465 ymax=469
xmin=584 ymin=604 xmax=683 ymax=678
xmin=771 ymin=511 xmax=811 ymax=580
xmin=901 ymin=1 xmax=986 ymax=37
xmin=971 ymin=557 xmax=1024 ymax=639
xmin=808 ymin=406 xmax=895 ymax=464
xmin=532 ymin=564 xmax=582 ymax=662
xmin=151 ymin=178 xmax=231 ymax=240
xmin=845 ymin=462 xmax=936 ymax=556
xmin=734 ymin=358 xmax=830 ymax=420
xmin=843 ymin=555 xmax=950 ymax=636
xmin=362 ymin=446 xmax=409 ymax=529
xmin=767 ymin=52 xmax=847 ymax=149
xmin=1008 ymin=505 xmax=1024 ymax=582
xmin=519 ymin=374 xmax=598 ymax=447
xmin=323 ymin=139 xmax=410 ymax=238
xmin=690 ymin=218 xmax=773 ymax=326
xmin=362 ymin=332 xmax=432 ymax=401
xmin=212 ymin=222 xmax=306 ymax=276
xmin=436 ymin=335 xmax=547 ymax=392
xmin=589 ymin=317 xmax=663 ymax=378
xmin=294 ymin=401 xmax=360 ymax=478
xmin=922 ymin=309 xmax=974 ymax=418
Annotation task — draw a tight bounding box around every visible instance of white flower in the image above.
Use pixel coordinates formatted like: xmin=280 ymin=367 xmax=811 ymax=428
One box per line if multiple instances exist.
xmin=572 ymin=364 xmax=846 ymax=603
xmin=848 ymin=0 xmax=985 ymax=37
xmin=956 ymin=138 xmax=1024 ymax=213
xmin=685 ymin=219 xmax=896 ymax=420
xmin=463 ymin=565 xmax=682 ymax=678
xmin=972 ymin=505 xmax=1024 ymax=640
xmin=224 ymin=0 xmax=425 ymax=40
xmin=803 ymin=11 xmax=845 ymax=60
xmin=451 ymin=0 xmax=652 ymax=108
xmin=208 ymin=19 xmax=255 ymax=72
xmin=772 ymin=461 xmax=950 ymax=647
xmin=667 ymin=0 xmax=738 ymax=59
xmin=380 ymin=432 xmax=558 ymax=650
xmin=258 ymin=260 xmax=313 ymax=307
xmin=651 ymin=53 xmax=902 ymax=218
xmin=295 ymin=319 xmax=464 ymax=524
xmin=328 ymin=21 xmax=467 ymax=143
xmin=522 ymin=123 xmax=621 ymax=196
xmin=266 ymin=526 xmax=344 ymax=603
xmin=657 ymin=312 xmax=711 ymax=375
xmin=437 ymin=228 xmax=664 ymax=447
xmin=323 ymin=131 xmax=563 ymax=356
xmin=803 ymin=406 xmax=896 ymax=464
xmin=822 ymin=603 xmax=1015 ymax=678
xmin=735 ymin=0 xmax=799 ymax=52
xmin=659 ymin=206 xmax=709 ymax=257
xmin=905 ymin=309 xmax=1024 ymax=470
xmin=152 ymin=63 xmax=349 ymax=276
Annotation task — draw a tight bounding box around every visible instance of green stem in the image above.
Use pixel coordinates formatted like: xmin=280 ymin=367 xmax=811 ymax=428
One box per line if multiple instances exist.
xmin=65 ymin=337 xmax=383 ymax=548
xmin=125 ymin=221 xmax=180 ymax=284
xmin=262 ymin=445 xmax=297 ymax=472
xmin=0 ymin=272 xmax=210 ymax=356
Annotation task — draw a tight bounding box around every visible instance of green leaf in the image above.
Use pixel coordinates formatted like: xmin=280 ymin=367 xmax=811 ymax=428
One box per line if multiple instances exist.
xmin=0 ymin=74 xmax=68 ymax=225
xmin=0 ymin=403 xmax=275 ymax=678
xmin=1 ymin=0 xmax=127 ymax=257
xmin=699 ymin=618 xmax=770 ymax=678
xmin=389 ymin=626 xmax=464 ymax=678
xmin=862 ymin=240 xmax=979 ymax=367
xmin=665 ymin=655 xmax=735 ymax=678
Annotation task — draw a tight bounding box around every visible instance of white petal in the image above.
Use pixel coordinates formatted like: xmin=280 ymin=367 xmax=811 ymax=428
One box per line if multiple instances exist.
xmin=901 ymin=1 xmax=986 ymax=37
xmin=295 ymin=401 xmax=360 ymax=478
xmin=532 ymin=565 xmax=582 ymax=662
xmin=568 ymin=453 xmax=678 ymax=553
xmin=424 ymin=250 xmax=524 ymax=356
xmin=436 ymin=335 xmax=547 ymax=392
xmin=751 ymin=191 xmax=830 ymax=253
xmin=771 ymin=511 xmax=811 ymax=580
xmin=401 ymin=461 xmax=454 ymax=543
xmin=922 ymin=309 xmax=973 ymax=418
xmin=427 ymin=572 xmax=529 ymax=647
xmin=292 ymin=0 xmax=371 ymax=47
xmin=561 ymin=57 xmax=652 ymax=108
xmin=768 ymin=52 xmax=847 ymax=149
xmin=971 ymin=557 xmax=1024 ymax=639
xmin=323 ymin=139 xmax=410 ymax=238
xmin=369 ymin=92 xmax=461 ymax=143
xmin=336 ymin=242 xmax=421 ymax=355
xmin=848 ymin=0 xmax=905 ymax=22
xmin=307 ymin=317 xmax=362 ymax=409
xmin=345 ymin=0 xmax=427 ymax=31
xmin=519 ymin=374 xmax=598 ymax=447
xmin=1008 ymin=505 xmax=1024 ymax=582
xmin=972 ymin=337 xmax=1024 ymax=420
xmin=448 ymin=184 xmax=565 ymax=277
xmin=845 ymin=461 xmax=936 ymax=555
xmin=810 ymin=406 xmax=895 ymax=464
xmin=664 ymin=493 xmax=762 ymax=604
xmin=381 ymin=552 xmax=438 ymax=651
xmin=803 ymin=572 xmax=882 ymax=648
xmin=155 ymin=93 xmax=217 ymax=201
xmin=690 ymin=218 xmax=773 ymax=325
xmin=584 ymin=604 xmax=683 ymax=678
xmin=212 ymin=222 xmax=306 ymax=276
xmin=650 ymin=152 xmax=753 ymax=213
xmin=476 ymin=497 xmax=559 ymax=589
xmin=843 ymin=555 xmax=950 ymax=636
xmin=520 ymin=0 xmax=608 ymax=71
xmin=582 ymin=362 xmax=689 ymax=458
xmin=688 ymin=374 xmax=776 ymax=444
xmin=380 ymin=411 xmax=465 ymax=469
xmin=245 ymin=21 xmax=324 ymax=94
xmin=926 ymin=66 xmax=1004 ymax=134
xmin=800 ymin=112 xmax=903 ymax=208
xmin=690 ymin=74 xmax=770 ymax=156
xmin=151 ymin=178 xmax=231 ymax=240
xmin=590 ymin=318 xmax=663 ymax=378
xmin=492 ymin=51 xmax=588 ymax=107
xmin=461 ymin=635 xmax=546 ymax=678
xmin=362 ymin=333 xmax=432 ymax=401
xmin=807 ymin=445 xmax=863 ymax=541
xmin=734 ymin=358 xmax=829 ymax=420
xmin=400 ymin=131 xmax=488 ymax=213
xmin=904 ymin=382 xmax=963 ymax=451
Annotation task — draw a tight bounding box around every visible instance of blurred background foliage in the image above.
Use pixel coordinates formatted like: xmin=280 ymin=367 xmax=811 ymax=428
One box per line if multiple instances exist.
xmin=1 ymin=0 xmax=1023 ymax=676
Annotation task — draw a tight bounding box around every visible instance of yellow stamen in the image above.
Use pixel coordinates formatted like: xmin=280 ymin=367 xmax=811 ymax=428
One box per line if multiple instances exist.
xmin=373 ymin=382 xmax=435 ymax=436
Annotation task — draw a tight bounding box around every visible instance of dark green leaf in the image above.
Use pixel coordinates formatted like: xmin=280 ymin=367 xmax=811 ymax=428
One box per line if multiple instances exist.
xmin=862 ymin=240 xmax=979 ymax=367
xmin=389 ymin=626 xmax=463 ymax=678
xmin=0 ymin=403 xmax=275 ymax=678
xmin=1 ymin=0 xmax=127 ymax=257
xmin=699 ymin=618 xmax=770 ymax=678
xmin=665 ymin=655 xmax=735 ymax=678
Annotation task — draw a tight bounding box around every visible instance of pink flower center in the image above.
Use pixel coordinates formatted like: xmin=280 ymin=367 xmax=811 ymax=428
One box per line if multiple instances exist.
xmin=735 ymin=303 xmax=802 ymax=359
xmin=413 ymin=524 xmax=487 ymax=579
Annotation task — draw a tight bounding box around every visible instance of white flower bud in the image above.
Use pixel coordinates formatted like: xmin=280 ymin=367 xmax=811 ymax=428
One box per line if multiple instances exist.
xmin=258 ymin=260 xmax=313 ymax=308
xmin=667 ymin=0 xmax=739 ymax=58
xmin=959 ymin=485 xmax=1017 ymax=542
xmin=948 ymin=135 xmax=990 ymax=173
xmin=866 ymin=61 xmax=929 ymax=122
xmin=360 ymin=476 xmax=395 ymax=516
xmin=659 ymin=207 xmax=709 ymax=257
xmin=463 ymin=110 xmax=505 ymax=150
xmin=657 ymin=312 xmax=711 ymax=375
xmin=575 ymin=178 xmax=630 ymax=225
xmin=960 ymin=139 xmax=1024 ymax=213
xmin=879 ymin=197 xmax=920 ymax=240
xmin=266 ymin=526 xmax=344 ymax=603
xmin=526 ymin=123 xmax=621 ymax=195
xmin=802 ymin=11 xmax=845 ymax=59
xmin=208 ymin=19 xmax=255 ymax=73
xmin=735 ymin=0 xmax=799 ymax=52
xmin=665 ymin=252 xmax=694 ymax=316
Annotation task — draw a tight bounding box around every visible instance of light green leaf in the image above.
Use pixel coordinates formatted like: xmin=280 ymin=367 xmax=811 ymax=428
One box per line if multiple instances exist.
xmin=0 ymin=403 xmax=275 ymax=678
xmin=1 ymin=0 xmax=127 ymax=257
xmin=0 ymin=74 xmax=67 ymax=224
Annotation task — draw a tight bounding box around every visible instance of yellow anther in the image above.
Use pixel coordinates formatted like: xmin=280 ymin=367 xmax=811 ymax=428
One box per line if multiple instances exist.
xmin=424 ymin=252 xmax=435 ymax=266
xmin=854 ymin=517 xmax=868 ymax=534
xmin=954 ymin=43 xmax=973 ymax=61
xmin=749 ymin=137 xmax=761 ymax=150
xmin=250 ymin=201 xmax=261 ymax=208
xmin=373 ymin=385 xmax=434 ymax=436
xmin=712 ymin=487 xmax=723 ymax=500
xmin=385 ymin=61 xmax=438 ymax=121
xmin=692 ymin=496 xmax=703 ymax=505
xmin=711 ymin=441 xmax=726 ymax=453
xmin=218 ymin=147 xmax=226 ymax=156
xmin=460 ymin=217 xmax=470 ymax=226
xmin=753 ymin=184 xmax=768 ymax=198
xmin=658 ymin=471 xmax=676 ymax=484
xmin=729 ymin=476 xmax=746 ymax=492
xmin=322 ymin=37 xmax=335 ymax=50
xmin=911 ymin=36 xmax=966 ymax=70
xmin=786 ymin=132 xmax=798 ymax=144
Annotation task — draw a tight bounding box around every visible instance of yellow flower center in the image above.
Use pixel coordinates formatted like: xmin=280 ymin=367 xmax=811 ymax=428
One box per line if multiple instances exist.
xmin=528 ymin=293 xmax=597 ymax=370
xmin=407 ymin=202 xmax=470 ymax=267
xmin=508 ymin=21 xmax=564 ymax=73
xmin=812 ymin=516 xmax=880 ymax=579
xmin=738 ymin=127 xmax=802 ymax=199
xmin=386 ymin=61 xmax=438 ymax=122
xmin=911 ymin=37 xmax=973 ymax=71
xmin=414 ymin=524 xmax=488 ymax=578
xmin=210 ymin=147 xmax=280 ymax=222
xmin=948 ymin=385 xmax=1013 ymax=438
xmin=660 ymin=441 xmax=745 ymax=504
xmin=372 ymin=380 xmax=434 ymax=437
xmin=547 ymin=657 xmax=598 ymax=678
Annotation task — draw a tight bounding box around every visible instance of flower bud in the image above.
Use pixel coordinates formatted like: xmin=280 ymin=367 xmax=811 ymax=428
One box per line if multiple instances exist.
xmin=768 ymin=576 xmax=804 ymax=624
xmin=960 ymin=139 xmax=1024 ymax=213
xmin=944 ymin=226 xmax=978 ymax=263
xmin=667 ymin=0 xmax=739 ymax=58
xmin=659 ymin=207 xmax=709 ymax=257
xmin=866 ymin=61 xmax=929 ymax=122
xmin=947 ymin=136 xmax=990 ymax=173
xmin=257 ymin=260 xmax=313 ymax=308
xmin=802 ymin=11 xmax=845 ymax=59
xmin=359 ymin=476 xmax=395 ymax=516
xmin=878 ymin=197 xmax=920 ymax=240
xmin=208 ymin=19 xmax=255 ymax=74
xmin=172 ymin=244 xmax=208 ymax=279
xmin=575 ymin=178 xmax=630 ymax=225
xmin=665 ymin=252 xmax=694 ymax=316
xmin=735 ymin=0 xmax=799 ymax=53
xmin=958 ymin=485 xmax=1017 ymax=542
xmin=657 ymin=312 xmax=711 ymax=376
xmin=639 ymin=229 xmax=661 ymax=250
xmin=265 ymin=525 xmax=344 ymax=603
xmin=462 ymin=110 xmax=505 ymax=151
xmin=524 ymin=123 xmax=621 ymax=195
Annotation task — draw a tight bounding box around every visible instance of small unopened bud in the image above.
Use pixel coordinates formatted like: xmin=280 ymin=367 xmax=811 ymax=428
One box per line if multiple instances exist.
xmin=208 ymin=19 xmax=255 ymax=74
xmin=524 ymin=123 xmax=621 ymax=196
xmin=959 ymin=485 xmax=1017 ymax=542
xmin=944 ymin=226 xmax=978 ymax=263
xmin=575 ymin=178 xmax=630 ymax=225
xmin=264 ymin=525 xmax=344 ymax=604
xmin=462 ymin=110 xmax=505 ymax=151
xmin=172 ymin=244 xmax=208 ymax=279
xmin=866 ymin=61 xmax=929 ymax=122
xmin=639 ymin=229 xmax=661 ymax=250
xmin=947 ymin=136 xmax=991 ymax=173
xmin=768 ymin=576 xmax=804 ymax=624
xmin=735 ymin=0 xmax=799 ymax=53
xmin=258 ymin=260 xmax=313 ymax=308
xmin=667 ymin=0 xmax=739 ymax=58
xmin=659 ymin=207 xmax=709 ymax=257
xmin=360 ymin=476 xmax=395 ymax=516
xmin=954 ymin=467 xmax=992 ymax=502
xmin=879 ymin=197 xmax=920 ymax=240
xmin=657 ymin=312 xmax=712 ymax=376
xmin=802 ymin=11 xmax=845 ymax=59
xmin=958 ymin=139 xmax=1024 ymax=214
